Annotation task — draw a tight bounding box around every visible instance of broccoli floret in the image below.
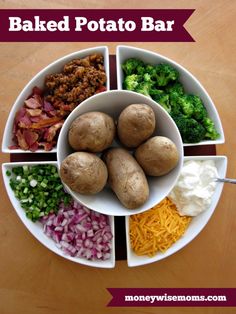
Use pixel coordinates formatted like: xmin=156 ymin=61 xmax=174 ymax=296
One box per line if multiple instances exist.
xmin=173 ymin=114 xmax=206 ymax=143
xmin=190 ymin=95 xmax=208 ymax=121
xmin=143 ymin=73 xmax=152 ymax=83
xmin=165 ymin=82 xmax=185 ymax=95
xmin=179 ymin=95 xmax=195 ymax=117
xmin=170 ymin=94 xmax=194 ymax=117
xmin=168 ymin=92 xmax=181 ymax=116
xmin=171 ymin=93 xmax=208 ymax=121
xmin=134 ymin=74 xmax=154 ymax=97
xmin=151 ymin=90 xmax=171 ymax=113
xmin=155 ymin=63 xmax=179 ymax=87
xmin=123 ymin=74 xmax=140 ymax=91
xmin=136 ymin=65 xmax=146 ymax=75
xmin=122 ymin=58 xmax=145 ymax=75
xmin=135 ymin=81 xmax=152 ymax=97
xmin=202 ymin=117 xmax=219 ymax=140
xmin=145 ymin=65 xmax=157 ymax=79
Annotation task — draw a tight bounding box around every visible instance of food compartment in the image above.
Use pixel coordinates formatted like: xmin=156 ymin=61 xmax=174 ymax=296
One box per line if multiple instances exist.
xmin=2 ymin=161 xmax=115 ymax=268
xmin=116 ymin=45 xmax=224 ymax=147
xmin=125 ymin=155 xmax=227 ymax=267
xmin=2 ymin=46 xmax=110 ymax=153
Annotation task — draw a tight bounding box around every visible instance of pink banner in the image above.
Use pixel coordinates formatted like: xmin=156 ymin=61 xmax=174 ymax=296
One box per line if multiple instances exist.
xmin=107 ymin=288 xmax=236 ymax=307
xmin=0 ymin=9 xmax=194 ymax=42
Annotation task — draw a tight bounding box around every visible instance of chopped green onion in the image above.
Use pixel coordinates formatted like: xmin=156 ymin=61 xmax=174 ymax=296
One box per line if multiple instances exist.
xmin=6 ymin=170 xmax=11 ymax=176
xmin=8 ymin=164 xmax=72 ymax=222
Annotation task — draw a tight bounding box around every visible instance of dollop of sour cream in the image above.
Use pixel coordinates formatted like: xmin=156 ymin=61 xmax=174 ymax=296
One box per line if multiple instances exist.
xmin=169 ymin=160 xmax=218 ymax=216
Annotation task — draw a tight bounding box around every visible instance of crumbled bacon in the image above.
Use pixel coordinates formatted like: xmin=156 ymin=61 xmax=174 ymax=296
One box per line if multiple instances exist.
xmin=25 ymin=96 xmax=42 ymax=109
xmin=30 ymin=116 xmax=62 ymax=129
xmin=38 ymin=141 xmax=55 ymax=151
xmin=24 ymin=130 xmax=39 ymax=147
xmin=26 ymin=108 xmax=42 ymax=117
xmin=43 ymin=100 xmax=54 ymax=112
xmin=16 ymin=129 xmax=28 ymax=150
xmin=44 ymin=121 xmax=64 ymax=142
xmin=11 ymin=87 xmax=63 ymax=151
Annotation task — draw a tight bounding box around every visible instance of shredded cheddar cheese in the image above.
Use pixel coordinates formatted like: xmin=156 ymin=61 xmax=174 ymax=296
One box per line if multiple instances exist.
xmin=129 ymin=197 xmax=192 ymax=257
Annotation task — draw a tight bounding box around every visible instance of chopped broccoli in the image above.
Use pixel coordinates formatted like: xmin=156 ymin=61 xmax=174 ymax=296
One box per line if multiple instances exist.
xmin=122 ymin=57 xmax=219 ymax=143
xmin=169 ymin=93 xmax=194 ymax=117
xmin=190 ymin=95 xmax=208 ymax=121
xmin=123 ymin=74 xmax=140 ymax=91
xmin=170 ymin=94 xmax=208 ymax=120
xmin=155 ymin=63 xmax=179 ymax=87
xmin=135 ymin=81 xmax=152 ymax=97
xmin=136 ymin=65 xmax=146 ymax=75
xmin=143 ymin=73 xmax=152 ymax=83
xmin=178 ymin=95 xmax=195 ymax=117
xmin=145 ymin=65 xmax=157 ymax=79
xmin=168 ymin=92 xmax=181 ymax=116
xmin=202 ymin=117 xmax=219 ymax=140
xmin=122 ymin=58 xmax=145 ymax=76
xmin=173 ymin=115 xmax=206 ymax=143
xmin=151 ymin=90 xmax=171 ymax=113
xmin=165 ymin=82 xmax=185 ymax=95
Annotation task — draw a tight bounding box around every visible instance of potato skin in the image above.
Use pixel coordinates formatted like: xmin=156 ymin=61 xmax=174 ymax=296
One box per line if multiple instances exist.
xmin=104 ymin=148 xmax=149 ymax=209
xmin=117 ymin=104 xmax=156 ymax=148
xmin=68 ymin=112 xmax=115 ymax=153
xmin=60 ymin=152 xmax=108 ymax=195
xmin=135 ymin=136 xmax=179 ymax=176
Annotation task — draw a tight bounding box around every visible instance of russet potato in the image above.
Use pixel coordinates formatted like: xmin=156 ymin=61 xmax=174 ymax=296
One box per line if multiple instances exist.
xmin=68 ymin=111 xmax=115 ymax=153
xmin=135 ymin=136 xmax=179 ymax=176
xmin=60 ymin=152 xmax=108 ymax=194
xmin=103 ymin=148 xmax=149 ymax=209
xmin=117 ymin=104 xmax=155 ymax=148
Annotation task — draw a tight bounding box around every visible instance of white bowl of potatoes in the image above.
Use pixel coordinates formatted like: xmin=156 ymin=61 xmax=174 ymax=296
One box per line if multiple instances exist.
xmin=57 ymin=90 xmax=183 ymax=216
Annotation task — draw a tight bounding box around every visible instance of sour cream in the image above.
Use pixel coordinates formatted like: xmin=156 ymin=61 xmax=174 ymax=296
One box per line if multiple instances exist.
xmin=169 ymin=160 xmax=218 ymax=216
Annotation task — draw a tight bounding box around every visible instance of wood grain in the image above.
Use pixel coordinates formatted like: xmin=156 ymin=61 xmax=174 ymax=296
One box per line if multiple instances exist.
xmin=0 ymin=1 xmax=236 ymax=313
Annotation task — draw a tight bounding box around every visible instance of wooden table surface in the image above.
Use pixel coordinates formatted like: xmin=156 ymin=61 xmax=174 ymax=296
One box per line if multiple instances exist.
xmin=0 ymin=1 xmax=235 ymax=313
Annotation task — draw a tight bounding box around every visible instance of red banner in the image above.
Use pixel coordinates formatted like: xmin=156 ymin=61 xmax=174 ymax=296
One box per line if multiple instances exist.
xmin=0 ymin=9 xmax=194 ymax=42
xmin=107 ymin=288 xmax=236 ymax=307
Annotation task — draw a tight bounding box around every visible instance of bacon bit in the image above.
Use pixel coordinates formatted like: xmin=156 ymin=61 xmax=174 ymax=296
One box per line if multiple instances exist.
xmin=27 ymin=86 xmax=43 ymax=99
xmin=16 ymin=129 xmax=29 ymax=150
xmin=43 ymin=101 xmax=58 ymax=117
xmin=30 ymin=113 xmax=49 ymax=123
xmin=44 ymin=121 xmax=64 ymax=142
xmin=24 ymin=97 xmax=42 ymax=109
xmin=8 ymin=144 xmax=20 ymax=149
xmin=32 ymin=86 xmax=43 ymax=96
xmin=26 ymin=108 xmax=42 ymax=117
xmin=11 ymin=87 xmax=65 ymax=151
xmin=30 ymin=116 xmax=62 ymax=129
xmin=38 ymin=141 xmax=55 ymax=151
xmin=18 ymin=117 xmax=32 ymax=129
xmin=24 ymin=129 xmax=39 ymax=146
xmin=43 ymin=100 xmax=54 ymax=112
xmin=15 ymin=107 xmax=27 ymax=124
xmin=29 ymin=142 xmax=39 ymax=152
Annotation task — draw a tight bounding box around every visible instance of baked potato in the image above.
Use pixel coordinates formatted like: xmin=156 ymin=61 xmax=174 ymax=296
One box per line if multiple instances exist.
xmin=60 ymin=152 xmax=108 ymax=194
xmin=68 ymin=111 xmax=115 ymax=153
xmin=117 ymin=104 xmax=155 ymax=148
xmin=103 ymin=148 xmax=149 ymax=209
xmin=135 ymin=136 xmax=179 ymax=176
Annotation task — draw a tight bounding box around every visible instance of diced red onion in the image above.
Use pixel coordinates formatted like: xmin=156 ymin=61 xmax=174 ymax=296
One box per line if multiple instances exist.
xmin=41 ymin=200 xmax=113 ymax=261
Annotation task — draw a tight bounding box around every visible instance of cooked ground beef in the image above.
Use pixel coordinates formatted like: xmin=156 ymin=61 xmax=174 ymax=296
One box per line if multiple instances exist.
xmin=44 ymin=53 xmax=106 ymax=113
